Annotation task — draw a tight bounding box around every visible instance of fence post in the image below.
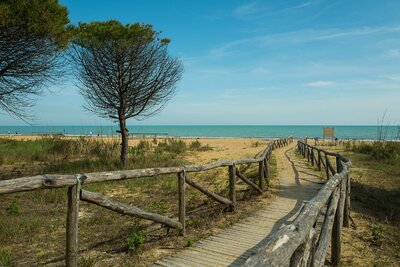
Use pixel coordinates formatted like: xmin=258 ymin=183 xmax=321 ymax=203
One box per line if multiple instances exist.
xmin=331 ymin=180 xmax=344 ymax=266
xmin=264 ymin=158 xmax=270 ymax=186
xmin=178 ymin=171 xmax=186 ymax=236
xmin=66 ymin=175 xmax=83 ymax=267
xmin=324 ymin=154 xmax=330 ymax=179
xmin=258 ymin=160 xmax=264 ymax=191
xmin=317 ymin=150 xmax=322 ymax=171
xmin=344 ymin=172 xmax=351 ymax=227
xmin=228 ymin=164 xmax=236 ymax=212
xmin=310 ymin=148 xmax=314 ymax=166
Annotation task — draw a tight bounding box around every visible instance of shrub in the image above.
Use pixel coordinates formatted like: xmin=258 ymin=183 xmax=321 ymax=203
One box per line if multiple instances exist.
xmin=189 ymin=140 xmax=212 ymax=151
xmin=349 ymin=141 xmax=400 ymax=161
xmin=158 ymin=139 xmax=187 ymax=154
xmin=251 ymin=141 xmax=262 ymax=147
xmin=126 ymin=231 xmax=146 ymax=252
xmin=370 ymin=224 xmax=383 ymax=247
xmin=7 ymin=200 xmax=19 ymax=215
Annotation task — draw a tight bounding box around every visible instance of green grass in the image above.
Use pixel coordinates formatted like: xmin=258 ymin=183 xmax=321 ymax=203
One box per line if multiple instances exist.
xmin=0 ymin=137 xmax=213 ymax=180
xmin=343 ymin=140 xmax=400 ymax=161
xmin=0 ymin=248 xmax=12 ymax=267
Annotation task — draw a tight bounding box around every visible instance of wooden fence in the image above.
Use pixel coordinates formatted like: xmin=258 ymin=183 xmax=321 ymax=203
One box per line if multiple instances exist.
xmin=0 ymin=137 xmax=292 ymax=267
xmin=244 ymin=139 xmax=351 ymax=267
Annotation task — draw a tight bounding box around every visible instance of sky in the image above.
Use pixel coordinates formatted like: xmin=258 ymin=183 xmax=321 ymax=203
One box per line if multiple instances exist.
xmin=1 ymin=0 xmax=400 ymax=126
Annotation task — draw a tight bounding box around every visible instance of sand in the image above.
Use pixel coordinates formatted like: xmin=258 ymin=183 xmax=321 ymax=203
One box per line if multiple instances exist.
xmin=0 ymin=134 xmax=269 ymax=165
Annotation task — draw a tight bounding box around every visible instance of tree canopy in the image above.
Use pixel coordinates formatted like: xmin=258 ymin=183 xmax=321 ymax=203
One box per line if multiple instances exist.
xmin=71 ymin=20 xmax=183 ymax=165
xmin=0 ymin=0 xmax=70 ymax=119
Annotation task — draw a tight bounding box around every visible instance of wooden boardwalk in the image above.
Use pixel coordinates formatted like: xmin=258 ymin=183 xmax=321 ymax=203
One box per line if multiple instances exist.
xmin=153 ymin=144 xmax=325 ymax=267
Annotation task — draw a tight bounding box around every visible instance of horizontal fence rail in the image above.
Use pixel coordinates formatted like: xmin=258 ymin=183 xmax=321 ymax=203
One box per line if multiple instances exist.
xmin=244 ymin=139 xmax=351 ymax=267
xmin=0 ymin=137 xmax=293 ymax=267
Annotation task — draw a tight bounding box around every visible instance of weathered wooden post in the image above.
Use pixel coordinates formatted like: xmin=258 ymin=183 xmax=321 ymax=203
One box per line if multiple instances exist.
xmin=228 ymin=164 xmax=236 ymax=212
xmin=264 ymin=158 xmax=270 ymax=185
xmin=258 ymin=160 xmax=264 ymax=191
xmin=317 ymin=150 xmax=322 ymax=171
xmin=324 ymin=154 xmax=330 ymax=179
xmin=307 ymin=147 xmax=310 ymax=162
xmin=343 ymin=172 xmax=351 ymax=227
xmin=331 ymin=181 xmax=343 ymax=266
xmin=66 ymin=175 xmax=84 ymax=267
xmin=310 ymin=148 xmax=314 ymax=166
xmin=178 ymin=171 xmax=186 ymax=236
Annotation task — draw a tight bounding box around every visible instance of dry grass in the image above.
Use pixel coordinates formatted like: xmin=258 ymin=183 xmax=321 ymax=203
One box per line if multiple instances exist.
xmin=0 ymin=137 xmax=276 ymax=266
xmin=316 ymin=143 xmax=400 ymax=266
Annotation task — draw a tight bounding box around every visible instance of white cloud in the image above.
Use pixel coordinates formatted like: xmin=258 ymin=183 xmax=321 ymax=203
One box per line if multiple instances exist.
xmin=304 ymin=81 xmax=335 ymax=88
xmin=386 ymin=49 xmax=400 ymax=58
xmin=208 ymin=26 xmax=400 ymax=58
xmin=233 ymin=3 xmax=259 ymax=18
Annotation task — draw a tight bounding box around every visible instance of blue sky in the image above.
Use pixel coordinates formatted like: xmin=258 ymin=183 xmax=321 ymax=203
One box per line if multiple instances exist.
xmin=1 ymin=0 xmax=400 ymax=125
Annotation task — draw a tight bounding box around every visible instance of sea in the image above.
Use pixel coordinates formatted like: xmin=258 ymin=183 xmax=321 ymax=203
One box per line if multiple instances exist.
xmin=0 ymin=125 xmax=399 ymax=140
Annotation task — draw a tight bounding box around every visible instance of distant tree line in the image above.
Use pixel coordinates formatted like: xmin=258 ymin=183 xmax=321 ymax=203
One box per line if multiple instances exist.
xmin=0 ymin=0 xmax=183 ymax=165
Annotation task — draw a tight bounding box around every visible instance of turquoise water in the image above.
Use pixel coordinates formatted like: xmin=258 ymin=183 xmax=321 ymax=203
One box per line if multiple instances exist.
xmin=0 ymin=125 xmax=399 ymax=140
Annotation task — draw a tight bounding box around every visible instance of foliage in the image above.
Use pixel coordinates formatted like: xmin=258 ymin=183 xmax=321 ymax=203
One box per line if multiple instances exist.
xmin=158 ymin=139 xmax=187 ymax=154
xmin=7 ymin=200 xmax=19 ymax=215
xmin=70 ymin=20 xmax=183 ymax=165
xmin=345 ymin=141 xmax=400 ymax=161
xmin=370 ymin=224 xmax=383 ymax=247
xmin=0 ymin=248 xmax=12 ymax=267
xmin=251 ymin=140 xmax=262 ymax=147
xmin=187 ymin=239 xmax=194 ymax=247
xmin=126 ymin=230 xmax=146 ymax=252
xmin=0 ymin=0 xmax=70 ymax=119
xmin=189 ymin=140 xmax=213 ymax=151
xmin=78 ymin=256 xmax=97 ymax=267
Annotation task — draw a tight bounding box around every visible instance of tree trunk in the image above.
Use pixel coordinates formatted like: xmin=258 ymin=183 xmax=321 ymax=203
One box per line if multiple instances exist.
xmin=119 ymin=117 xmax=128 ymax=166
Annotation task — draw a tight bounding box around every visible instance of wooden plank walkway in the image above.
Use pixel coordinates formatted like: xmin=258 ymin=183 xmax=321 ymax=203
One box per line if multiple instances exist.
xmin=152 ymin=143 xmax=325 ymax=267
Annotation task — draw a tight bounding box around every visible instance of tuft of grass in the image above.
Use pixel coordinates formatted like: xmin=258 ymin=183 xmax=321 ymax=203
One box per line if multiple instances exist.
xmin=126 ymin=230 xmax=146 ymax=252
xmin=186 ymin=239 xmax=194 ymax=247
xmin=186 ymin=218 xmax=201 ymax=228
xmin=0 ymin=248 xmax=12 ymax=267
xmin=370 ymin=224 xmax=383 ymax=247
xmin=189 ymin=140 xmax=213 ymax=151
xmin=251 ymin=140 xmax=262 ymax=147
xmin=158 ymin=138 xmax=187 ymax=154
xmin=7 ymin=200 xmax=19 ymax=215
xmin=78 ymin=255 xmax=97 ymax=267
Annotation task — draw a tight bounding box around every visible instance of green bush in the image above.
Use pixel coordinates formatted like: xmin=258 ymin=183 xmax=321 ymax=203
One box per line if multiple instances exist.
xmin=370 ymin=224 xmax=383 ymax=247
xmin=126 ymin=231 xmax=146 ymax=252
xmin=7 ymin=200 xmax=19 ymax=215
xmin=158 ymin=139 xmax=187 ymax=154
xmin=189 ymin=140 xmax=212 ymax=151
xmin=349 ymin=141 xmax=400 ymax=161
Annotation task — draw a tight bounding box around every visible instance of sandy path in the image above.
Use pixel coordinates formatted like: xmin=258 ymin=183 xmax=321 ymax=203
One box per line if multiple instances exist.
xmin=152 ymin=143 xmax=325 ymax=267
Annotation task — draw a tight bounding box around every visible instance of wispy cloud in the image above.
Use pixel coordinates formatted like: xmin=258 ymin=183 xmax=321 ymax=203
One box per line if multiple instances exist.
xmin=386 ymin=49 xmax=400 ymax=58
xmin=304 ymin=81 xmax=335 ymax=88
xmin=233 ymin=2 xmax=260 ymax=18
xmin=208 ymin=26 xmax=400 ymax=58
xmin=233 ymin=1 xmax=320 ymax=20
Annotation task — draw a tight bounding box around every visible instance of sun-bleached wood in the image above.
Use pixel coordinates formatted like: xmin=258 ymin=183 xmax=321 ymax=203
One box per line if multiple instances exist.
xmin=80 ymin=189 xmax=182 ymax=229
xmin=236 ymin=170 xmax=263 ymax=194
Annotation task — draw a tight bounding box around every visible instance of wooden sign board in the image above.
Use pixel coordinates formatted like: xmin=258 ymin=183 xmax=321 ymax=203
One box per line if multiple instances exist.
xmin=323 ymin=127 xmax=334 ymax=140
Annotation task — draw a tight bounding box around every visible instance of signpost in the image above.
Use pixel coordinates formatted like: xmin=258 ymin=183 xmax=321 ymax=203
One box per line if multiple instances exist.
xmin=323 ymin=127 xmax=334 ymax=141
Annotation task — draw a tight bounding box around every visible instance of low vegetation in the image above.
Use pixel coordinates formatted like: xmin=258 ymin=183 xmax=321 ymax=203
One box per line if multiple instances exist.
xmin=343 ymin=140 xmax=400 ymax=161
xmin=0 ymin=137 xmax=277 ymax=266
xmin=319 ymin=141 xmax=400 ymax=265
xmin=0 ymin=137 xmax=214 ymax=180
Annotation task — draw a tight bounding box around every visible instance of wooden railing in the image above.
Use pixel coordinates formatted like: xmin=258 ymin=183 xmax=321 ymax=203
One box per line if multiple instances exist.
xmin=0 ymin=137 xmax=293 ymax=266
xmin=244 ymin=139 xmax=351 ymax=267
